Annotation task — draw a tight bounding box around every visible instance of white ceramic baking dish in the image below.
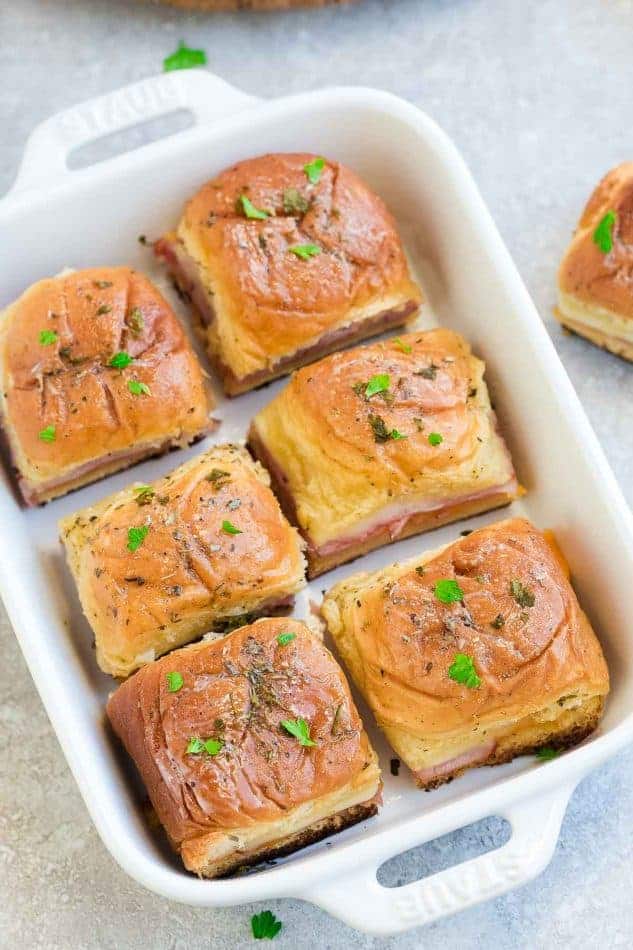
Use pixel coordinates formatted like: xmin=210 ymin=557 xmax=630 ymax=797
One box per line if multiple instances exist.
xmin=2 ymin=70 xmax=632 ymax=937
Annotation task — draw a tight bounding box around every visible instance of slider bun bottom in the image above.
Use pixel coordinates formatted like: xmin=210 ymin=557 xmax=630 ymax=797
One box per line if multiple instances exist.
xmin=179 ymin=765 xmax=381 ymax=878
xmin=556 ymin=292 xmax=633 ymax=362
xmin=385 ymin=693 xmax=604 ymax=790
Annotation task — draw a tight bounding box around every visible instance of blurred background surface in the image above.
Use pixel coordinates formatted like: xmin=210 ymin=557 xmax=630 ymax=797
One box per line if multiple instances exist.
xmin=1 ymin=1 xmax=632 ymax=947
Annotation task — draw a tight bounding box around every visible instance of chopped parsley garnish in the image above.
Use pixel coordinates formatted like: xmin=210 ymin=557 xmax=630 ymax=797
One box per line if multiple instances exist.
xmin=96 ymin=304 xmax=112 ymax=315
xmin=415 ymin=565 xmax=425 ymax=576
xmin=109 ymin=351 xmax=133 ymax=369
xmin=127 ymin=525 xmax=149 ymax=552
xmin=281 ymin=717 xmax=316 ymax=747
xmin=206 ymin=468 xmax=231 ymax=487
xmin=282 ymin=188 xmax=309 ymax=215
xmin=39 ymin=329 xmax=58 ymax=346
xmin=434 ymin=578 xmax=464 ymax=603
xmin=163 ymin=42 xmax=207 ymax=72
xmin=166 ymin=672 xmax=183 ymax=693
xmin=369 ymin=413 xmax=406 ymax=443
xmin=593 ymin=210 xmax=617 ymax=254
xmin=288 ymin=243 xmax=321 ymax=260
xmin=428 ymin=432 xmax=443 ymax=446
xmin=490 ymin=613 xmax=505 ymax=629
xmin=510 ymin=579 xmax=535 ymax=608
xmin=128 ymin=379 xmax=151 ymax=396
xmin=365 ymin=373 xmax=390 ymax=398
xmin=393 ymin=337 xmax=412 ymax=354
xmin=277 ymin=632 xmax=296 ymax=646
xmin=126 ymin=307 xmax=144 ymax=334
xmin=186 ymin=736 xmax=223 ymax=755
xmin=416 ymin=364 xmax=438 ymax=380
xmin=221 ymin=519 xmax=242 ymax=535
xmin=251 ymin=910 xmax=283 ymax=940
xmin=239 ymin=194 xmax=269 ymax=220
xmin=133 ymin=485 xmax=154 ymax=505
xmin=304 ymin=156 xmax=325 ymax=184
xmin=448 ymin=653 xmax=481 ymax=689
xmin=535 ymin=746 xmax=560 ymax=761
xmin=38 ymin=425 xmax=56 ymax=442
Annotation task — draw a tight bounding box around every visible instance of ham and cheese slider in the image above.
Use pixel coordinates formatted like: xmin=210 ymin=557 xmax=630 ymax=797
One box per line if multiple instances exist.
xmin=0 ymin=266 xmax=213 ymax=505
xmin=248 ymin=328 xmax=519 ymax=577
xmin=155 ymin=152 xmax=421 ymax=395
xmin=60 ymin=444 xmax=306 ymax=678
xmin=321 ymin=518 xmax=609 ymax=788
xmin=106 ymin=617 xmax=381 ymax=877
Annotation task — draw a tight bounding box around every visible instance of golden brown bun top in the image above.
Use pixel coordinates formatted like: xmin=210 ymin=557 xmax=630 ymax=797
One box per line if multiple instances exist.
xmin=251 ymin=329 xmax=516 ymax=545
xmin=59 ymin=445 xmax=306 ymax=677
xmin=323 ymin=518 xmax=609 ymax=736
xmin=106 ymin=617 xmax=374 ymax=844
xmin=177 ymin=152 xmax=421 ymax=370
xmin=559 ymin=162 xmax=633 ymax=319
xmin=0 ymin=267 xmax=211 ymax=482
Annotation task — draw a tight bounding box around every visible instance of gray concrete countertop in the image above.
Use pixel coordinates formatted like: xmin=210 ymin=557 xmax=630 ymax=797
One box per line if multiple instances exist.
xmin=1 ymin=1 xmax=632 ymax=946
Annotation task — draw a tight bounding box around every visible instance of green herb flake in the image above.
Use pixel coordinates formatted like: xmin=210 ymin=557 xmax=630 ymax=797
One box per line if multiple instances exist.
xmin=415 ymin=565 xmax=425 ymax=576
xmin=428 ymin=432 xmax=443 ymax=446
xmin=510 ymin=579 xmax=535 ymax=608
xmin=490 ymin=613 xmax=505 ymax=629
xmin=222 ymin=519 xmax=242 ymax=535
xmin=434 ymin=578 xmax=464 ymax=603
xmin=38 ymin=425 xmax=56 ymax=443
xmin=239 ymin=194 xmax=270 ymax=220
xmin=203 ymin=737 xmax=223 ymax=755
xmin=281 ymin=717 xmax=316 ymax=747
xmin=251 ymin=910 xmax=283 ymax=940
xmin=448 ymin=653 xmax=481 ymax=689
xmin=369 ymin=414 xmax=406 ymax=443
xmin=365 ymin=373 xmax=390 ymax=399
xmin=96 ymin=304 xmax=112 ymax=316
xmin=282 ymin=187 xmax=310 ymax=215
xmin=166 ymin=671 xmax=183 ymax=693
xmin=288 ymin=243 xmax=321 ymax=260
xmin=127 ymin=307 xmax=144 ymax=334
xmin=593 ymin=210 xmax=617 ymax=254
xmin=393 ymin=337 xmax=412 ymax=354
xmin=38 ymin=329 xmax=58 ymax=346
xmin=416 ymin=364 xmax=438 ymax=380
xmin=109 ymin=351 xmax=133 ymax=369
xmin=277 ymin=632 xmax=296 ymax=646
xmin=93 ymin=279 xmax=113 ymax=289
xmin=206 ymin=468 xmax=231 ymax=487
xmin=163 ymin=42 xmax=207 ymax=72
xmin=186 ymin=737 xmax=205 ymax=754
xmin=304 ymin=156 xmax=326 ymax=185
xmin=133 ymin=484 xmax=154 ymax=505
xmin=127 ymin=525 xmax=149 ymax=552
xmin=535 ymin=746 xmax=560 ymax=761
xmin=128 ymin=379 xmax=151 ymax=396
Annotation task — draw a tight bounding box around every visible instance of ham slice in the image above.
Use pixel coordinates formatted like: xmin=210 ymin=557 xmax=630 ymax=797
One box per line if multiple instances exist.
xmin=414 ymin=740 xmax=496 ymax=786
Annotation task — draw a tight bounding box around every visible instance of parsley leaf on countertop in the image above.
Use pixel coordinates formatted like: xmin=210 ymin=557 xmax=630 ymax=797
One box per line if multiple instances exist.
xmin=251 ymin=910 xmax=283 ymax=940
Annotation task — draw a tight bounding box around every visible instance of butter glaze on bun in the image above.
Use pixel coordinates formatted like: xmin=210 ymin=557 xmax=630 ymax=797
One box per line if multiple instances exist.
xmin=557 ymin=162 xmax=633 ymax=361
xmin=155 ymin=152 xmax=422 ymax=394
xmin=0 ymin=267 xmax=213 ymax=504
xmin=248 ymin=328 xmax=519 ymax=577
xmin=106 ymin=617 xmax=381 ymax=877
xmin=322 ymin=518 xmax=609 ymax=788
xmin=60 ymin=444 xmax=306 ymax=678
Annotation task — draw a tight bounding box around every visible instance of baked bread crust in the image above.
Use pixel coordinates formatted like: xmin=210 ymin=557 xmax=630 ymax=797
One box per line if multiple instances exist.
xmin=106 ymin=618 xmax=381 ymax=877
xmin=155 ymin=152 xmax=421 ymax=394
xmin=248 ymin=329 xmax=519 ymax=577
xmin=322 ymin=518 xmax=609 ymax=788
xmin=0 ymin=267 xmax=213 ymax=504
xmin=60 ymin=444 xmax=306 ymax=678
xmin=557 ymin=162 xmax=633 ymax=361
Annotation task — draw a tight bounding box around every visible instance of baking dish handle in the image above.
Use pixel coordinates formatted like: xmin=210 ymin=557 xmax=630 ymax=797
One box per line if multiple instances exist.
xmin=10 ymin=71 xmax=258 ymax=195
xmin=304 ymin=783 xmax=575 ymax=936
